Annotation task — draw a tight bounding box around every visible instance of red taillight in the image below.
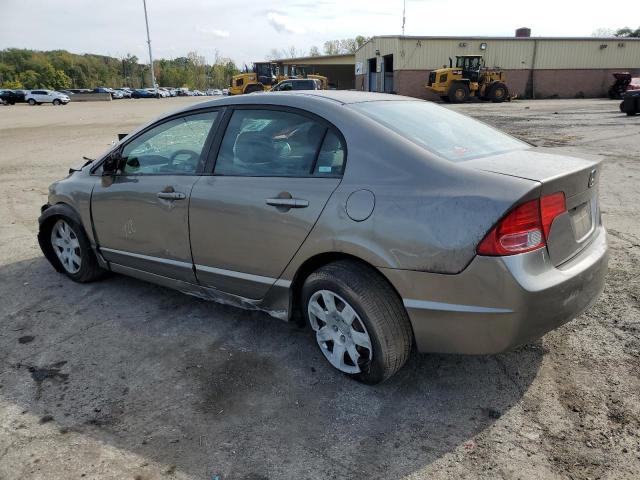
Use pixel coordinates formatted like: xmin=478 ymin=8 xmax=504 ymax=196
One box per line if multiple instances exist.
xmin=540 ymin=192 xmax=566 ymax=238
xmin=477 ymin=192 xmax=566 ymax=256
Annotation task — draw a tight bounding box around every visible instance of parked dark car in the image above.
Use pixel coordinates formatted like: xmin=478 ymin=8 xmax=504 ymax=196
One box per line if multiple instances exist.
xmin=131 ymin=88 xmax=157 ymax=99
xmin=63 ymin=89 xmax=92 ymax=94
xmin=37 ymin=91 xmax=607 ymax=383
xmin=0 ymin=89 xmax=27 ymax=105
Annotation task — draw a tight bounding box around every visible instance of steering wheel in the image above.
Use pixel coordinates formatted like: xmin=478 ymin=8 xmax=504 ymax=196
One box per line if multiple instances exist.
xmin=167 ymin=149 xmax=200 ymax=171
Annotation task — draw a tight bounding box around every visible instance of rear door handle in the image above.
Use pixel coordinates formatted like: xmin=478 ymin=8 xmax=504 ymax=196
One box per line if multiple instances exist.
xmin=157 ymin=191 xmax=186 ymax=200
xmin=266 ymin=198 xmax=309 ymax=208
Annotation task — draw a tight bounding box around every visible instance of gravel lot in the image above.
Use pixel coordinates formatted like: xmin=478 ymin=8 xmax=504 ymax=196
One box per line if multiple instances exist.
xmin=0 ymin=97 xmax=639 ymax=480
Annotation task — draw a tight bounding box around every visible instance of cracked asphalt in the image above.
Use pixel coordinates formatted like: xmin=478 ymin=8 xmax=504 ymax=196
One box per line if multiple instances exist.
xmin=0 ymin=97 xmax=639 ymax=479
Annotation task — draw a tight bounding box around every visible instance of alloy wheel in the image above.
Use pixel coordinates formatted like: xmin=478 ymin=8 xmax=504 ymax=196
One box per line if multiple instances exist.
xmin=307 ymin=290 xmax=373 ymax=374
xmin=50 ymin=219 xmax=82 ymax=274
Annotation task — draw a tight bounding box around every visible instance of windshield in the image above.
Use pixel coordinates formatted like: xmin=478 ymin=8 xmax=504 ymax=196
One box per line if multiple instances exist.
xmin=349 ymin=101 xmax=528 ymax=161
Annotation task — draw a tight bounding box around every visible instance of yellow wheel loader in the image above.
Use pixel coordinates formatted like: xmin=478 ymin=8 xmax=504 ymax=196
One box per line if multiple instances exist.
xmin=229 ymin=62 xmax=279 ymax=95
xmin=229 ymin=63 xmax=329 ymax=95
xmin=426 ymin=55 xmax=509 ymax=103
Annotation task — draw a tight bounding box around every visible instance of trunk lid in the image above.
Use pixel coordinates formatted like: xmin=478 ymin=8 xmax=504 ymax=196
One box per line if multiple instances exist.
xmin=465 ymin=148 xmax=601 ymax=266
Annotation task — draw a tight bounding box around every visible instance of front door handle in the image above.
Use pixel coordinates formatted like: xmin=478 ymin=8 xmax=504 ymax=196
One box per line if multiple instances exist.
xmin=266 ymin=197 xmax=309 ymax=208
xmin=157 ymin=191 xmax=186 ymax=200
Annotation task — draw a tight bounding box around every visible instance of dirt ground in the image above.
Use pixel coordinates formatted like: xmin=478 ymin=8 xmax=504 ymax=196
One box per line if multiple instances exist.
xmin=0 ymin=97 xmax=639 ymax=480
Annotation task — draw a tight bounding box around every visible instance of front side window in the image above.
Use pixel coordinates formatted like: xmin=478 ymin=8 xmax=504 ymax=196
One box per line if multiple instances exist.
xmin=214 ymin=109 xmax=343 ymax=177
xmin=120 ymin=111 xmax=218 ymax=175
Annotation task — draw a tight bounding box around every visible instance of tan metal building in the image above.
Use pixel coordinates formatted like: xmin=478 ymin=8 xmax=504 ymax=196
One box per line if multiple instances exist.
xmin=275 ymin=54 xmax=355 ymax=90
xmin=355 ymin=34 xmax=640 ymax=99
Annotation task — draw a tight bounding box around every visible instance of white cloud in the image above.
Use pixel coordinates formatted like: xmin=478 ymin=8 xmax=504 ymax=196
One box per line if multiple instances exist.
xmin=266 ymin=12 xmax=306 ymax=34
xmin=198 ymin=27 xmax=230 ymax=38
xmin=0 ymin=0 xmax=628 ymax=67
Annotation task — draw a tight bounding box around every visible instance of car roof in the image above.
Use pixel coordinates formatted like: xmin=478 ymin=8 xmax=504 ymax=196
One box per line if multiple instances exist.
xmin=183 ymin=90 xmax=417 ymax=111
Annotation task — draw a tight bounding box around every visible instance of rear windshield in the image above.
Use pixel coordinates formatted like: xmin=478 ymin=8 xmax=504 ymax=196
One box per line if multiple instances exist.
xmin=349 ymin=100 xmax=528 ymax=161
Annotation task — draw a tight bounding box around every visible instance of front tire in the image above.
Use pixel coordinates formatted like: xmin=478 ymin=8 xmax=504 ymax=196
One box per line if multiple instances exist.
xmin=448 ymin=82 xmax=469 ymax=103
xmin=45 ymin=217 xmax=104 ymax=282
xmin=302 ymin=260 xmax=413 ymax=384
xmin=488 ymin=82 xmax=509 ymax=103
xmin=53 ymin=99 xmax=61 ymax=106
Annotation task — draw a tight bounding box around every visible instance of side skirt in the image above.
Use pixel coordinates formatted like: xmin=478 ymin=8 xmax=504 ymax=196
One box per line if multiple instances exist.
xmin=109 ymin=262 xmax=289 ymax=320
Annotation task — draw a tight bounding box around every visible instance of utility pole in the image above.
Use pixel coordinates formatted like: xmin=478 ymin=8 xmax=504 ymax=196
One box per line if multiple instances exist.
xmin=402 ymin=0 xmax=406 ymax=36
xmin=142 ymin=0 xmax=157 ymax=97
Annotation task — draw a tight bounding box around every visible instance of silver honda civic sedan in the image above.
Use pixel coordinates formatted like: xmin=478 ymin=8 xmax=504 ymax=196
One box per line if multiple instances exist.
xmin=38 ymin=91 xmax=608 ymax=383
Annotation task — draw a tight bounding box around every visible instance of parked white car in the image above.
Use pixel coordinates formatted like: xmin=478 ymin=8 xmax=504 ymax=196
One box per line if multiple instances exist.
xmin=25 ymin=90 xmax=70 ymax=106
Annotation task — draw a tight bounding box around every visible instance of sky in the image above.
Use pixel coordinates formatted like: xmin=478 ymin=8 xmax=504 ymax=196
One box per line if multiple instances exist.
xmin=0 ymin=0 xmax=628 ymax=66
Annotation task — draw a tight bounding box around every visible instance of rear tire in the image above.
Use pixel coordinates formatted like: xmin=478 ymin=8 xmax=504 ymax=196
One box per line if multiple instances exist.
xmin=488 ymin=82 xmax=509 ymax=103
xmin=301 ymin=260 xmax=413 ymax=384
xmin=28 ymin=99 xmax=36 ymax=105
xmin=448 ymin=82 xmax=469 ymax=103
xmin=43 ymin=216 xmax=105 ymax=283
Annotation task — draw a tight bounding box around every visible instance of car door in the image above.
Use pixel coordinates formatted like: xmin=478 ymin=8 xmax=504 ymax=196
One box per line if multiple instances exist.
xmin=189 ymin=106 xmax=347 ymax=299
xmin=91 ymin=109 xmax=220 ymax=282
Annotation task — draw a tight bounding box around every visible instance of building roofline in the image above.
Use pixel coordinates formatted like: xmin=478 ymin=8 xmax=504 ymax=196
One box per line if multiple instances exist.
xmin=272 ymin=53 xmax=355 ymax=62
xmin=366 ymin=35 xmax=640 ymax=41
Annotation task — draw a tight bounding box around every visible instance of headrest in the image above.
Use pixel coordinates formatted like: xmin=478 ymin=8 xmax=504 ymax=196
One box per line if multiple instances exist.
xmin=234 ymin=131 xmax=274 ymax=164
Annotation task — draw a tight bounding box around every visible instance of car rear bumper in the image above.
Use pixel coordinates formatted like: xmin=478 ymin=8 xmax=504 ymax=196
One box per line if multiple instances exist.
xmin=380 ymin=225 xmax=608 ymax=354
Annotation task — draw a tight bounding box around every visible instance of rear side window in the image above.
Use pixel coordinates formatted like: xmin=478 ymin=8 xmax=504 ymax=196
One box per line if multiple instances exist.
xmin=293 ymin=80 xmax=315 ymax=90
xmin=315 ymin=131 xmax=345 ymax=176
xmin=349 ymin=101 xmax=527 ymax=162
xmin=214 ymin=109 xmax=343 ymax=177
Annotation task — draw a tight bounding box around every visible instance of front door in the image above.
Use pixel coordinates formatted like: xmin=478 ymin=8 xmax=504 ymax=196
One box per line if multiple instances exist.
xmin=189 ymin=107 xmax=346 ymax=299
xmin=92 ymin=110 xmax=220 ymax=282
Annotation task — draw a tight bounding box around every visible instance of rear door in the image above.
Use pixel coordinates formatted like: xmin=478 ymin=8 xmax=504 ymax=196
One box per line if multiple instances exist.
xmin=91 ymin=109 xmax=220 ymax=282
xmin=189 ymin=107 xmax=347 ymax=299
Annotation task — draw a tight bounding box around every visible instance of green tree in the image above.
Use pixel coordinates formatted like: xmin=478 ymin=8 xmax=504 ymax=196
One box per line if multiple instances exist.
xmin=18 ymin=70 xmax=39 ymax=89
xmin=615 ymin=27 xmax=640 ymax=37
xmin=323 ymin=36 xmax=370 ymax=55
xmin=2 ymin=79 xmax=22 ymax=89
xmin=40 ymin=64 xmax=71 ymax=90
xmin=0 ymin=48 xmax=239 ymax=90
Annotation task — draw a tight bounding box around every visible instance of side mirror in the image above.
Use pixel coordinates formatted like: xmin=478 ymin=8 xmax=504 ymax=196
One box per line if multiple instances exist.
xmin=102 ymin=151 xmax=124 ymax=176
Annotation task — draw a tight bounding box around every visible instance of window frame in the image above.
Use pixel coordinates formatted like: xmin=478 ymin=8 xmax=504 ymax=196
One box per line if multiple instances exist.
xmin=204 ymin=104 xmax=348 ymax=179
xmin=90 ymin=107 xmax=225 ymax=177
